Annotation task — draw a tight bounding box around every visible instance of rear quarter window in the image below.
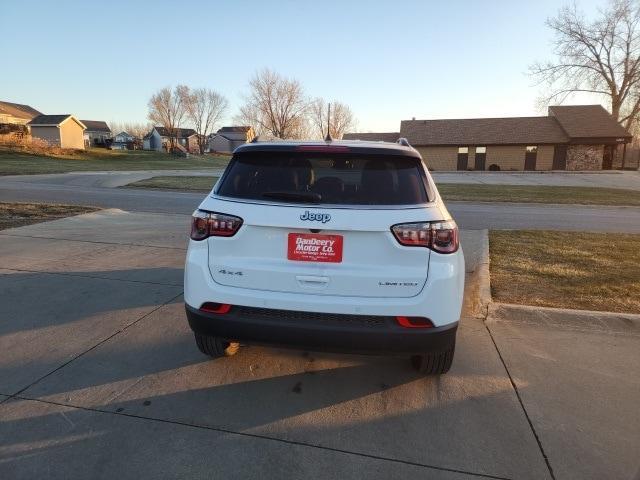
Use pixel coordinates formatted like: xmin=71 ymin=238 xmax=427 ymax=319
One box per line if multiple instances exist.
xmin=216 ymin=152 xmax=431 ymax=205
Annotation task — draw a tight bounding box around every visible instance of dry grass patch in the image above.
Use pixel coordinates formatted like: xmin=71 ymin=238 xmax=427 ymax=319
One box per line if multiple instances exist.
xmin=0 ymin=147 xmax=230 ymax=175
xmin=438 ymin=184 xmax=640 ymax=206
xmin=490 ymin=230 xmax=640 ymax=313
xmin=0 ymin=202 xmax=99 ymax=230
xmin=124 ymin=176 xmax=218 ymax=192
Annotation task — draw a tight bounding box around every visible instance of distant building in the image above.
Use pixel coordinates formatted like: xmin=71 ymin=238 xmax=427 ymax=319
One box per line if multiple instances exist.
xmin=0 ymin=101 xmax=42 ymax=134
xmin=344 ymin=105 xmax=633 ymax=171
xmin=208 ymin=126 xmax=255 ymax=153
xmin=81 ymin=120 xmax=112 ymax=147
xmin=114 ymin=131 xmax=134 ymax=143
xmin=28 ymin=115 xmax=86 ymax=149
xmin=143 ymin=126 xmax=198 ymax=153
xmin=110 ymin=131 xmax=136 ymax=150
xmin=342 ymin=132 xmax=399 ymax=143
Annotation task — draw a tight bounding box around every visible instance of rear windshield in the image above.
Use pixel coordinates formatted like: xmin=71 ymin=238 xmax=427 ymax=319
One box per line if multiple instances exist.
xmin=216 ymin=152 xmax=430 ymax=205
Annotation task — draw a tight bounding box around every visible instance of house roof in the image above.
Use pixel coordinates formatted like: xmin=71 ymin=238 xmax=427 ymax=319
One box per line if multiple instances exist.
xmin=28 ymin=114 xmax=72 ymax=126
xmin=399 ymin=105 xmax=631 ymax=147
xmin=342 ymin=132 xmax=400 ymax=142
xmin=154 ymin=127 xmax=197 ymax=137
xmin=81 ymin=120 xmax=111 ymax=132
xmin=218 ymin=126 xmax=252 ymax=133
xmin=0 ymin=101 xmax=42 ymax=120
xmin=399 ymin=116 xmax=569 ymax=146
xmin=549 ymin=105 xmax=631 ymax=139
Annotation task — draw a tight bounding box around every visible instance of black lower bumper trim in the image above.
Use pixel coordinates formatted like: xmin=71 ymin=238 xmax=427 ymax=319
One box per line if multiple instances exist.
xmin=185 ymin=304 xmax=457 ymax=355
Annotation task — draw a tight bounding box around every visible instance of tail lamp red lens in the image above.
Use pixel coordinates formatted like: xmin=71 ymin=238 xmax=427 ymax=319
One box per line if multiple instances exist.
xmin=191 ymin=211 xmax=243 ymax=240
xmin=199 ymin=302 xmax=232 ymax=314
xmin=396 ymin=316 xmax=434 ymax=328
xmin=391 ymin=220 xmax=459 ymax=253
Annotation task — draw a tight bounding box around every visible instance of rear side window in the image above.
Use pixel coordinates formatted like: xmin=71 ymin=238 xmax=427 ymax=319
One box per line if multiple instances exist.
xmin=216 ymin=152 xmax=430 ymax=205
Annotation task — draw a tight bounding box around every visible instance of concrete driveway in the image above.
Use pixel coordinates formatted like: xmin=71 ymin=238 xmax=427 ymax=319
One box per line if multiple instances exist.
xmin=0 ymin=210 xmax=638 ymax=479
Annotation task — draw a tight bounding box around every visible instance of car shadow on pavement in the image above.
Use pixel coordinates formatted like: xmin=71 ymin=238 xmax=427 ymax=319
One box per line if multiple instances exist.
xmin=0 ymin=353 xmax=545 ymax=480
xmin=0 ymin=268 xmax=184 ymax=336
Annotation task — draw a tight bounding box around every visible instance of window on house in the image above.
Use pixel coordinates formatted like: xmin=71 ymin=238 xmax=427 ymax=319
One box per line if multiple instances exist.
xmin=526 ymin=146 xmax=538 ymax=153
xmin=458 ymin=147 xmax=468 ymax=154
xmin=476 ymin=146 xmax=486 ymax=154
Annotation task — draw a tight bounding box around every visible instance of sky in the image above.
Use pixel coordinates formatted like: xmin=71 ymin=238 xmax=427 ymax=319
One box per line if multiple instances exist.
xmin=1 ymin=0 xmax=606 ymax=132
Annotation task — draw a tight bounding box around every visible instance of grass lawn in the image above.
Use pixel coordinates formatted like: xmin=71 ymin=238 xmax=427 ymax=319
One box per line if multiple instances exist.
xmin=438 ymin=184 xmax=640 ymax=206
xmin=0 ymin=202 xmax=99 ymax=230
xmin=125 ymin=175 xmax=218 ymax=191
xmin=490 ymin=230 xmax=640 ymax=313
xmin=0 ymin=148 xmax=230 ymax=175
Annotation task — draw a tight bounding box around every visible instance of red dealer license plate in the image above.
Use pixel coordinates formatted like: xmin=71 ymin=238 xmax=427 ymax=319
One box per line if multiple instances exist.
xmin=287 ymin=233 xmax=343 ymax=263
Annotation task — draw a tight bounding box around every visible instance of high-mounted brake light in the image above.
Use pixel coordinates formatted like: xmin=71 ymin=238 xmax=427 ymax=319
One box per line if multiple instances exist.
xmin=190 ymin=211 xmax=243 ymax=240
xmin=296 ymin=145 xmax=351 ymax=153
xmin=391 ymin=220 xmax=459 ymax=253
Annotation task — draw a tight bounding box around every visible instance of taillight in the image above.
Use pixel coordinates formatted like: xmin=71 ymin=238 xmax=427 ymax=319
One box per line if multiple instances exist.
xmin=190 ymin=211 xmax=243 ymax=240
xmin=391 ymin=220 xmax=459 ymax=253
xmin=396 ymin=316 xmax=434 ymax=328
xmin=200 ymin=302 xmax=232 ymax=314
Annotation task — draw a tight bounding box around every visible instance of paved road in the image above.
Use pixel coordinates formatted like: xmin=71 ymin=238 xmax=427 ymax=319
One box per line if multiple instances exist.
xmin=1 ymin=211 xmax=638 ymax=479
xmin=1 ymin=174 xmax=639 ymax=232
xmin=2 ymin=169 xmax=639 ymax=190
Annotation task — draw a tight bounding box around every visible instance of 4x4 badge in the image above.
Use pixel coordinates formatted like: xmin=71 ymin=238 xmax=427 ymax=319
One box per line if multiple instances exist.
xmin=300 ymin=211 xmax=331 ymax=223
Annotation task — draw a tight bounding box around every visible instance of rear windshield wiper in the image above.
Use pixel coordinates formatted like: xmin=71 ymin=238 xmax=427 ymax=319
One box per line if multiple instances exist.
xmin=262 ymin=191 xmax=322 ymax=203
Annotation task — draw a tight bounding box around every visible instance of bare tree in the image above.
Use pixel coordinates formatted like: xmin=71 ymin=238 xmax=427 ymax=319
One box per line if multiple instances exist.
xmin=310 ymin=98 xmax=357 ymax=139
xmin=237 ymin=68 xmax=309 ymax=139
xmin=147 ymin=85 xmax=189 ymax=149
xmin=530 ymin=0 xmax=640 ymax=131
xmin=184 ymin=88 xmax=228 ymax=154
xmin=109 ymin=121 xmax=152 ymax=140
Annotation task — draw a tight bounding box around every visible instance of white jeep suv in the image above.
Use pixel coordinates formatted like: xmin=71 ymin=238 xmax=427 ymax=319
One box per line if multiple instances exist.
xmin=184 ymin=140 xmax=464 ymax=374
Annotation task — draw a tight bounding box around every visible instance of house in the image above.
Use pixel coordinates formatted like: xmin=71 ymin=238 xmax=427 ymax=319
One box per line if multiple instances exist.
xmin=114 ymin=131 xmax=134 ymax=143
xmin=81 ymin=120 xmax=112 ymax=147
xmin=208 ymin=126 xmax=255 ymax=153
xmin=143 ymin=126 xmax=198 ymax=153
xmin=344 ymin=105 xmax=633 ymax=171
xmin=28 ymin=114 xmax=86 ymax=149
xmin=110 ymin=131 xmax=136 ymax=150
xmin=0 ymin=101 xmax=42 ymax=134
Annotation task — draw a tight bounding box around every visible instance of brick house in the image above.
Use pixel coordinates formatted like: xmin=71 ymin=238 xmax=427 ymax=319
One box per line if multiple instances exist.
xmin=344 ymin=105 xmax=632 ymax=171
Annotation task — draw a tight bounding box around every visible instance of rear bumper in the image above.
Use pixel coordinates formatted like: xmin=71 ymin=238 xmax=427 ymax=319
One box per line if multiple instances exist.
xmin=185 ymin=304 xmax=458 ymax=355
xmin=184 ymin=239 xmax=465 ymax=328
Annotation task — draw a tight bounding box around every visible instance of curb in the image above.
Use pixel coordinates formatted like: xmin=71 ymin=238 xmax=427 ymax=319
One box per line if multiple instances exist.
xmin=462 ymin=229 xmax=492 ymax=319
xmin=490 ymin=302 xmax=640 ymax=321
xmin=487 ymin=302 xmax=640 ymax=335
xmin=479 ymin=234 xmax=640 ymax=332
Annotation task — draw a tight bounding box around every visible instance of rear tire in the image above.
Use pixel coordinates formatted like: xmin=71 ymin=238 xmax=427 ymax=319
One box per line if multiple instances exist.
xmin=194 ymin=333 xmax=240 ymax=358
xmin=411 ymin=341 xmax=455 ymax=375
